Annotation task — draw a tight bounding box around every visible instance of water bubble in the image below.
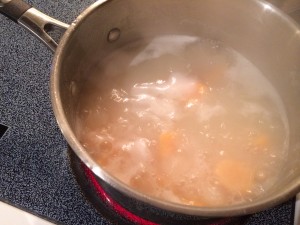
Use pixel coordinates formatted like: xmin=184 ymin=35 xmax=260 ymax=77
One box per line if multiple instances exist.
xmin=107 ymin=28 xmax=121 ymax=42
xmin=70 ymin=81 xmax=77 ymax=96
xmin=255 ymin=171 xmax=266 ymax=181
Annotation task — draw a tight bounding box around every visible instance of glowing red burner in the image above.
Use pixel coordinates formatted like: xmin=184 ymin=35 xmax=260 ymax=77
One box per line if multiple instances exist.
xmin=83 ymin=164 xmax=158 ymax=225
xmin=68 ymin=148 xmax=248 ymax=225
xmin=81 ymin=162 xmax=248 ymax=225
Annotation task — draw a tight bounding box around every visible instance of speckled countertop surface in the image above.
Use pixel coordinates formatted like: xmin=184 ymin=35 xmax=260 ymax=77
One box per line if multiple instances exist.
xmin=0 ymin=1 xmax=296 ymax=225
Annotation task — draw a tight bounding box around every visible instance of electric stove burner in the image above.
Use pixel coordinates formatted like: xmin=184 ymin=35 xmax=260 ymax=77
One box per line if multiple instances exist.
xmin=68 ymin=149 xmax=249 ymax=225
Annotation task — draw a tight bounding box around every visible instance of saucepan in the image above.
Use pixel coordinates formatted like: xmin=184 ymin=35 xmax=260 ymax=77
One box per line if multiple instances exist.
xmin=1 ymin=0 xmax=300 ymax=220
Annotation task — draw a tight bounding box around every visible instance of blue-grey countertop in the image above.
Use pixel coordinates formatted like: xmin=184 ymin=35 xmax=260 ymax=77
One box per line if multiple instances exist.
xmin=0 ymin=1 xmax=295 ymax=225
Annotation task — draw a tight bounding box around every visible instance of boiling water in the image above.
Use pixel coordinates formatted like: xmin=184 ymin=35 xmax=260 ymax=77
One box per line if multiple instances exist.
xmin=76 ymin=35 xmax=289 ymax=207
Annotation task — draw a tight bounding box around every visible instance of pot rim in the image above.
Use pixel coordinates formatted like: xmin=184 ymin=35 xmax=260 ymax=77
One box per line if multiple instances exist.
xmin=50 ymin=0 xmax=300 ymax=217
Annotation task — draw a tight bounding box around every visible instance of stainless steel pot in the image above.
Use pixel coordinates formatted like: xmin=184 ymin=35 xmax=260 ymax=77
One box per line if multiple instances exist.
xmin=1 ymin=0 xmax=300 ymax=218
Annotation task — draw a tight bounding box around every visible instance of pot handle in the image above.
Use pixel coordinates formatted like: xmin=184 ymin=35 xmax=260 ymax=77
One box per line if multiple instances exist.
xmin=0 ymin=0 xmax=69 ymax=52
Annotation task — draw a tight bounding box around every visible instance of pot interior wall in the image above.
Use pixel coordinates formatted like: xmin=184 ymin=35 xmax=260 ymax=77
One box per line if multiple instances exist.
xmin=57 ymin=0 xmax=300 ymax=211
